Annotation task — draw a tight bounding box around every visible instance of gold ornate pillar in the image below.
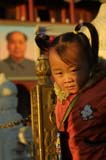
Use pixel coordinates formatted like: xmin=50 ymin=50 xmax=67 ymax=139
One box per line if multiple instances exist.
xmin=30 ymin=53 xmax=57 ymax=160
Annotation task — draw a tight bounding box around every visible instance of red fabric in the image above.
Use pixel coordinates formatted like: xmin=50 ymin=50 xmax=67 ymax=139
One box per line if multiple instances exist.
xmin=55 ymin=78 xmax=106 ymax=160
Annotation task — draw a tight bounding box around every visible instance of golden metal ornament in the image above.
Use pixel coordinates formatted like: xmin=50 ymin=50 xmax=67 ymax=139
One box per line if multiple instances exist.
xmin=30 ymin=53 xmax=57 ymax=160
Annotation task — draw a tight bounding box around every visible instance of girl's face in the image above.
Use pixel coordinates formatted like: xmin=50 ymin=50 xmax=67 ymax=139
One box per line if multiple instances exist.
xmin=49 ymin=47 xmax=90 ymax=94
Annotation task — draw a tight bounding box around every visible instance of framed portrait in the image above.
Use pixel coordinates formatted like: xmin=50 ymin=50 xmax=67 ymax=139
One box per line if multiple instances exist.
xmin=0 ymin=21 xmax=40 ymax=82
xmin=0 ymin=21 xmax=40 ymax=61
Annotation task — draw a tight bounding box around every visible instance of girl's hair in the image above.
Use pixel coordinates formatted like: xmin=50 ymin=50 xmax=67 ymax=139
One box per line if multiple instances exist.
xmin=35 ymin=22 xmax=99 ymax=68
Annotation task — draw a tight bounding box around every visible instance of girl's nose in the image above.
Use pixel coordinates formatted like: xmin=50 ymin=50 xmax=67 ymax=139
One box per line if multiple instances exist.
xmin=64 ymin=76 xmax=73 ymax=83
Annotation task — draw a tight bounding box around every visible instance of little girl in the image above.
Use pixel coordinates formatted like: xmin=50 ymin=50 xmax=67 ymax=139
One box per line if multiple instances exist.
xmin=35 ymin=22 xmax=106 ymax=160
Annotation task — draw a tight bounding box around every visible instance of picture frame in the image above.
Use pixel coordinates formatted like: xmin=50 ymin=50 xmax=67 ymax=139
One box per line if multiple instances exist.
xmin=0 ymin=21 xmax=39 ymax=61
xmin=0 ymin=20 xmax=39 ymax=81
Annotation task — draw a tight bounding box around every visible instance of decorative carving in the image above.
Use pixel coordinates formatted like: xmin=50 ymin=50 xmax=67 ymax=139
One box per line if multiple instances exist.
xmin=36 ymin=54 xmax=51 ymax=85
xmin=30 ymin=53 xmax=57 ymax=160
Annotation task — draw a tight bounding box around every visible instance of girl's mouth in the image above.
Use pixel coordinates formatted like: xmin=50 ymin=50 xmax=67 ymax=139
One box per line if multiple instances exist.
xmin=65 ymin=85 xmax=75 ymax=91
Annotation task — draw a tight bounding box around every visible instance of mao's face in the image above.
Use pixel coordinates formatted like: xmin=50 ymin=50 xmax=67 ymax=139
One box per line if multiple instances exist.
xmin=7 ymin=32 xmax=27 ymax=61
xmin=49 ymin=48 xmax=90 ymax=94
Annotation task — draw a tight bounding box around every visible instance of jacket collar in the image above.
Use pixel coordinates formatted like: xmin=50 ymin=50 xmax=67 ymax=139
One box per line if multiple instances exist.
xmin=83 ymin=58 xmax=106 ymax=91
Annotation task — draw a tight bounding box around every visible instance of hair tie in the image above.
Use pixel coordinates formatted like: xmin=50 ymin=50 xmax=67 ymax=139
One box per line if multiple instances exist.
xmin=73 ymin=30 xmax=78 ymax=34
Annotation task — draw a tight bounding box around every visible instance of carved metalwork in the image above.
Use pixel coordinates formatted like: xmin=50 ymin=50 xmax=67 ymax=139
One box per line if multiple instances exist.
xmin=30 ymin=54 xmax=57 ymax=160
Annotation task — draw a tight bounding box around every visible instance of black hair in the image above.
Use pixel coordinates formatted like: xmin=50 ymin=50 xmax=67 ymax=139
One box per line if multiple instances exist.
xmin=75 ymin=22 xmax=98 ymax=66
xmin=35 ymin=22 xmax=99 ymax=68
xmin=35 ymin=33 xmax=50 ymax=52
xmin=6 ymin=31 xmax=28 ymax=41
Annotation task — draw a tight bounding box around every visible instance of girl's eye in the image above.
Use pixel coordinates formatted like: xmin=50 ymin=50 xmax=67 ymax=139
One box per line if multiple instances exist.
xmin=69 ymin=67 xmax=79 ymax=72
xmin=71 ymin=69 xmax=77 ymax=72
xmin=55 ymin=72 xmax=62 ymax=75
xmin=53 ymin=72 xmax=63 ymax=76
xmin=69 ymin=69 xmax=76 ymax=72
